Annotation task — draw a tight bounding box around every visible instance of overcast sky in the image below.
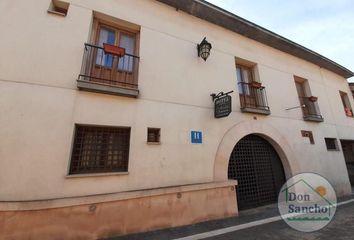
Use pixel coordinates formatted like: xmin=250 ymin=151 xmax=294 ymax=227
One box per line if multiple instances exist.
xmin=207 ymin=0 xmax=354 ymax=82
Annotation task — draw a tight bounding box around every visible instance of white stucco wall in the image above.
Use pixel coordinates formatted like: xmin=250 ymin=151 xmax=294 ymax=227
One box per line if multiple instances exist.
xmin=0 ymin=0 xmax=353 ymax=201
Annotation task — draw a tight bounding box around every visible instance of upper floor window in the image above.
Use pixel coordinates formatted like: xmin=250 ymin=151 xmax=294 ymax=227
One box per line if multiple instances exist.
xmin=236 ymin=64 xmax=253 ymax=95
xmin=340 ymin=91 xmax=353 ymax=117
xmin=69 ymin=125 xmax=131 ymax=175
xmin=236 ymin=58 xmax=270 ymax=115
xmin=294 ymin=76 xmax=323 ymax=122
xmin=77 ymin=16 xmax=140 ymax=98
xmin=95 ymin=25 xmax=136 ymax=72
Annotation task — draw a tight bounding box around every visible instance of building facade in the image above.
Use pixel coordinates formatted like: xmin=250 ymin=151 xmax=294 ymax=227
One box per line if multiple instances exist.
xmin=1 ymin=0 xmax=354 ymax=239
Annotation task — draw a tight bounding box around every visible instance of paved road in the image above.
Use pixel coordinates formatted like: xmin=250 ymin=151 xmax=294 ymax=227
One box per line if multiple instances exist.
xmin=204 ymin=201 xmax=354 ymax=240
xmin=106 ymin=196 xmax=354 ymax=240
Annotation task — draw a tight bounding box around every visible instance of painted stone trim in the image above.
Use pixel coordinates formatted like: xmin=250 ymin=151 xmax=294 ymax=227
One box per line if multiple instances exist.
xmin=214 ymin=121 xmax=300 ymax=181
xmin=0 ymin=181 xmax=236 ymax=211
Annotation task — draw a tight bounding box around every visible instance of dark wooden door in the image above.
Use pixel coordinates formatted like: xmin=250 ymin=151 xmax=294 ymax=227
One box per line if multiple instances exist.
xmin=228 ymin=134 xmax=286 ymax=210
xmin=340 ymin=140 xmax=354 ymax=186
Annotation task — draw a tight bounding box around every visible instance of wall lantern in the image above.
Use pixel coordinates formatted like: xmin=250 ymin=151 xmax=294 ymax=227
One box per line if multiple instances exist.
xmin=197 ymin=37 xmax=212 ymax=61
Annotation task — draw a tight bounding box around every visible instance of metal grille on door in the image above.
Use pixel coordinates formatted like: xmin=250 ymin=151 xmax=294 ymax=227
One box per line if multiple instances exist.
xmin=228 ymin=134 xmax=285 ymax=210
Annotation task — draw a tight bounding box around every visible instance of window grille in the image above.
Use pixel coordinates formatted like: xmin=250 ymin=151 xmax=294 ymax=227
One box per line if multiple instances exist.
xmin=69 ymin=125 xmax=130 ymax=174
xmin=325 ymin=138 xmax=339 ymax=151
xmin=147 ymin=128 xmax=160 ymax=143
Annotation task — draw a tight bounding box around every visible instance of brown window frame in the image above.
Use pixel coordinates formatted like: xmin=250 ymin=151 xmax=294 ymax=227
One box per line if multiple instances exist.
xmin=236 ymin=64 xmax=255 ymax=96
xmin=94 ymin=22 xmax=137 ymax=70
xmin=92 ymin=17 xmax=139 ymax=44
xmin=236 ymin=64 xmax=254 ymax=82
xmin=69 ymin=124 xmax=131 ymax=175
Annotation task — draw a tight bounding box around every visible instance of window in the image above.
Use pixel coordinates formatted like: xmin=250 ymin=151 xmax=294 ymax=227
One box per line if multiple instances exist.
xmin=48 ymin=0 xmax=69 ymax=16
xmin=77 ymin=16 xmax=140 ymax=97
xmin=69 ymin=125 xmax=130 ymax=174
xmin=340 ymin=91 xmax=353 ymax=117
xmin=96 ymin=27 xmax=115 ymax=68
xmin=236 ymin=64 xmax=253 ymax=95
xmin=118 ymin=34 xmax=135 ymax=72
xmin=147 ymin=128 xmax=161 ymax=144
xmin=235 ymin=60 xmax=270 ymax=114
xmin=294 ymin=76 xmax=323 ymax=122
xmin=95 ymin=24 xmax=136 ymax=72
xmin=325 ymin=138 xmax=339 ymax=151
xmin=294 ymin=78 xmax=307 ymax=98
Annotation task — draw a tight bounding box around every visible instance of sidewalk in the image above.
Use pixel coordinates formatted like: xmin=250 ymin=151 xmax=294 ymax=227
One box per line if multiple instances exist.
xmin=104 ymin=193 xmax=354 ymax=240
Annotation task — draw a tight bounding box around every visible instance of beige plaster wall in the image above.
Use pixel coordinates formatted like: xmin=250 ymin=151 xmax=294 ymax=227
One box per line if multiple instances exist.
xmin=0 ymin=0 xmax=353 ymax=201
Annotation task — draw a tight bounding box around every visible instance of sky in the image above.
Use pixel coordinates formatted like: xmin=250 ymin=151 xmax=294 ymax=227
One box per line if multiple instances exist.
xmin=206 ymin=0 xmax=354 ymax=82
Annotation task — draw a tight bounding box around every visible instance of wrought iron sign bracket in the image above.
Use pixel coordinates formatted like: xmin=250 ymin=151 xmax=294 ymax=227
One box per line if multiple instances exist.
xmin=210 ymin=91 xmax=234 ymax=101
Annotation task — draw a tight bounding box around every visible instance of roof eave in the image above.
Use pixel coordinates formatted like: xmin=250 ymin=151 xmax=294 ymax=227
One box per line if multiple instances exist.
xmin=156 ymin=0 xmax=354 ymax=78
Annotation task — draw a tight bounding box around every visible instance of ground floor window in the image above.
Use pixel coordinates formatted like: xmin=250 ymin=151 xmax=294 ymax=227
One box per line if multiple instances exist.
xmin=69 ymin=125 xmax=130 ymax=174
xmin=324 ymin=138 xmax=339 ymax=151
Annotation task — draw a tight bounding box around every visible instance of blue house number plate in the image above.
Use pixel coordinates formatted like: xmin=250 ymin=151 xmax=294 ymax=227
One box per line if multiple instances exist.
xmin=191 ymin=131 xmax=202 ymax=144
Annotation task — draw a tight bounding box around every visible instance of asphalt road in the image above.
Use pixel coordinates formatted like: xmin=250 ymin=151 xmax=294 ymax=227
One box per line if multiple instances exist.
xmin=204 ymin=201 xmax=354 ymax=240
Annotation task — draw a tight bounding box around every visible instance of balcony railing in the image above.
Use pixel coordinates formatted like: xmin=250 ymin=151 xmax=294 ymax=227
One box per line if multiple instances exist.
xmin=238 ymin=82 xmax=270 ymax=115
xmin=77 ymin=43 xmax=139 ymax=97
xmin=299 ymin=97 xmax=323 ymax=122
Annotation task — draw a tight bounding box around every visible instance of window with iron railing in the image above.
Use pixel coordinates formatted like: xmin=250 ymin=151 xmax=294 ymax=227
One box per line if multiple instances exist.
xmin=236 ymin=64 xmax=270 ymax=115
xmin=294 ymin=77 xmax=323 ymax=122
xmin=69 ymin=125 xmax=131 ymax=175
xmin=77 ymin=20 xmax=140 ymax=97
xmin=340 ymin=91 xmax=353 ymax=117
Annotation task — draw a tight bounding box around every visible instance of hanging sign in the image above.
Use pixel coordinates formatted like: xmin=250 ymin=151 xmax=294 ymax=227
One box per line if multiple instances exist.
xmin=211 ymin=91 xmax=233 ymax=118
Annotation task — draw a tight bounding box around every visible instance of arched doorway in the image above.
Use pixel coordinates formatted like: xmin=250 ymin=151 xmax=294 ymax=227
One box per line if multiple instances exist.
xmin=228 ymin=134 xmax=285 ymax=210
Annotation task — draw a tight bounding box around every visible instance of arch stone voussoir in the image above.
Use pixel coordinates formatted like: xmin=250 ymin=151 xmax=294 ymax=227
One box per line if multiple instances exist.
xmin=214 ymin=121 xmax=299 ymax=182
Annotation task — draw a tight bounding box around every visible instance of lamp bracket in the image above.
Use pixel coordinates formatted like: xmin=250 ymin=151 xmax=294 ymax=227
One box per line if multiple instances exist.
xmin=285 ymin=104 xmax=306 ymax=111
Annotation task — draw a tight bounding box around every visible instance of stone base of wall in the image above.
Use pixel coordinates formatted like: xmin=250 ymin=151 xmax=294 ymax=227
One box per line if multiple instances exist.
xmin=0 ymin=181 xmax=238 ymax=240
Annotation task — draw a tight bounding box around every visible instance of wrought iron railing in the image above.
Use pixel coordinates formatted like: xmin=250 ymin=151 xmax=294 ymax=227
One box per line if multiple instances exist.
xmin=238 ymin=82 xmax=270 ymax=111
xmin=78 ymin=43 xmax=139 ymax=89
xmin=299 ymin=97 xmax=323 ymax=120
